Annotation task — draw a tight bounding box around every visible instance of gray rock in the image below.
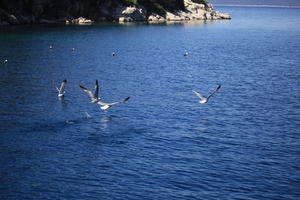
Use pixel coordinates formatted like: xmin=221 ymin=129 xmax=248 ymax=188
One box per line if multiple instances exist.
xmin=204 ymin=12 xmax=211 ymax=20
xmin=118 ymin=16 xmax=133 ymax=22
xmin=71 ymin=17 xmax=93 ymax=24
xmin=115 ymin=5 xmax=147 ymax=22
xmin=0 ymin=8 xmax=15 ymax=25
xmin=218 ymin=13 xmax=231 ymax=19
xmin=7 ymin=15 xmax=20 ymax=24
xmin=161 ymin=0 xmax=230 ymax=22
xmin=166 ymin=12 xmax=185 ymax=21
xmin=148 ymin=13 xmax=166 ymax=22
xmin=18 ymin=15 xmax=32 ymax=24
xmin=205 ymin=3 xmax=213 ymax=11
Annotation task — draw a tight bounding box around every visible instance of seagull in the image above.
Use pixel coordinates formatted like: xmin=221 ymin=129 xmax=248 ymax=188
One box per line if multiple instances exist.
xmin=49 ymin=45 xmax=53 ymax=49
xmin=184 ymin=51 xmax=188 ymax=56
xmin=112 ymin=52 xmax=116 ymax=56
xmin=56 ymin=79 xmax=67 ymax=97
xmin=4 ymin=59 xmax=8 ymax=63
xmin=96 ymin=97 xmax=130 ymax=110
xmin=192 ymin=85 xmax=221 ymax=104
xmin=79 ymin=80 xmax=100 ymax=103
xmin=80 ymin=81 xmax=130 ymax=111
xmin=71 ymin=48 xmax=75 ymax=51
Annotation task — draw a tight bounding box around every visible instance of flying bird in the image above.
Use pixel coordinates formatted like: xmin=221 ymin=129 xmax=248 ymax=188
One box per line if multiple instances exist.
xmin=192 ymin=85 xmax=221 ymax=104
xmin=96 ymin=97 xmax=130 ymax=110
xmin=56 ymin=79 xmax=67 ymax=97
xmin=79 ymin=80 xmax=100 ymax=103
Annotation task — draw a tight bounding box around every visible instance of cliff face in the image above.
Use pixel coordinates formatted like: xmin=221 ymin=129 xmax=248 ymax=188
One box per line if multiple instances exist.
xmin=0 ymin=0 xmax=113 ymax=25
xmin=0 ymin=0 xmax=230 ymax=25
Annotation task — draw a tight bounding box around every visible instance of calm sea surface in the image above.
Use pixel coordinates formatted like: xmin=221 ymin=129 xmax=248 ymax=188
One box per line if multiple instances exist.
xmin=0 ymin=6 xmax=300 ymax=200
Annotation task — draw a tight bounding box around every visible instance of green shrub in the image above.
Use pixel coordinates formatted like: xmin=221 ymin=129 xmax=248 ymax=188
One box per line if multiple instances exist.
xmin=152 ymin=2 xmax=166 ymax=16
xmin=137 ymin=0 xmax=185 ymax=16
xmin=123 ymin=0 xmax=138 ymax=5
xmin=159 ymin=0 xmax=185 ymax=11
xmin=191 ymin=0 xmax=208 ymax=6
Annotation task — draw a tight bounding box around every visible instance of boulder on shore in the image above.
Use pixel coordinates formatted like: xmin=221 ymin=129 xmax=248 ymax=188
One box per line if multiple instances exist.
xmin=148 ymin=13 xmax=166 ymax=22
xmin=164 ymin=0 xmax=230 ymax=21
xmin=118 ymin=17 xmax=133 ymax=22
xmin=71 ymin=17 xmax=93 ymax=24
xmin=147 ymin=0 xmax=231 ymax=23
xmin=115 ymin=5 xmax=147 ymax=22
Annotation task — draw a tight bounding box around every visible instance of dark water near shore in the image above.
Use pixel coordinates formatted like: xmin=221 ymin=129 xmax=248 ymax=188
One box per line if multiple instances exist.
xmin=0 ymin=6 xmax=300 ymax=200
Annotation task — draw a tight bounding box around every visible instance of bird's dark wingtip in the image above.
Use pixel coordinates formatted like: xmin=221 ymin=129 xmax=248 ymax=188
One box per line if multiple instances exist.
xmin=63 ymin=79 xmax=67 ymax=83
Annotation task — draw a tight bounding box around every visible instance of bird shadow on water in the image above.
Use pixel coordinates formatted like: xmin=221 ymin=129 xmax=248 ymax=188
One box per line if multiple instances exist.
xmin=189 ymin=113 xmax=222 ymax=135
xmin=58 ymin=97 xmax=69 ymax=110
xmin=83 ymin=113 xmax=143 ymax=147
xmin=88 ymin=114 xmax=127 ymax=135
xmin=24 ymin=111 xmax=94 ymax=134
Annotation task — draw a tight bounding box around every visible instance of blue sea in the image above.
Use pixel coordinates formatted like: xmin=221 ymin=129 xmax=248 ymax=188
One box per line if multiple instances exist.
xmin=0 ymin=6 xmax=299 ymax=200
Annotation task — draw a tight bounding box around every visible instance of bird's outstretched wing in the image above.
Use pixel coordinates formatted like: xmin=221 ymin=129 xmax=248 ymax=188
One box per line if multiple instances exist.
xmin=96 ymin=97 xmax=130 ymax=106
xmin=192 ymin=90 xmax=206 ymax=100
xmin=94 ymin=80 xmax=99 ymax=99
xmin=80 ymin=85 xmax=97 ymax=102
xmin=207 ymin=85 xmax=221 ymax=99
xmin=58 ymin=79 xmax=67 ymax=94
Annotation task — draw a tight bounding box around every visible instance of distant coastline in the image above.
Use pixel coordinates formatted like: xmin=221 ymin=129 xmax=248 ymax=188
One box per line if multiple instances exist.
xmin=214 ymin=4 xmax=300 ymax=8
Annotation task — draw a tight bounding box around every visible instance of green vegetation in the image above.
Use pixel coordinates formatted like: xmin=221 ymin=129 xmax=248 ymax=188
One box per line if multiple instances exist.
xmin=0 ymin=0 xmax=188 ymax=17
xmin=124 ymin=0 xmax=138 ymax=5
xmin=123 ymin=0 xmax=185 ymax=16
xmin=191 ymin=0 xmax=208 ymax=6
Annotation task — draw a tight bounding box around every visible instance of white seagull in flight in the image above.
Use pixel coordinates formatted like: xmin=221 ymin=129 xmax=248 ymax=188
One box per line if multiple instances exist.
xmin=80 ymin=80 xmax=100 ymax=103
xmin=96 ymin=97 xmax=130 ymax=111
xmin=56 ymin=79 xmax=67 ymax=97
xmin=192 ymin=85 xmax=221 ymax=104
xmin=80 ymin=80 xmax=130 ymax=110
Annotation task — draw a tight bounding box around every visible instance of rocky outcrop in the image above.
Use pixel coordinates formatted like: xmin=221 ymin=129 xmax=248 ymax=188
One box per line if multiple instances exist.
xmin=71 ymin=17 xmax=93 ymax=24
xmin=148 ymin=13 xmax=166 ymax=22
xmin=115 ymin=5 xmax=147 ymax=22
xmin=0 ymin=8 xmax=20 ymax=25
xmin=0 ymin=0 xmax=230 ymax=25
xmin=148 ymin=0 xmax=230 ymax=22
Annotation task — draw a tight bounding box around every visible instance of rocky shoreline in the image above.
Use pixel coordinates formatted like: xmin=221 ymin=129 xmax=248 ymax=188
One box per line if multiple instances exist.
xmin=0 ymin=0 xmax=230 ymax=25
